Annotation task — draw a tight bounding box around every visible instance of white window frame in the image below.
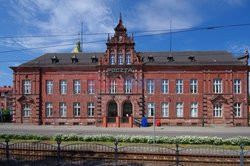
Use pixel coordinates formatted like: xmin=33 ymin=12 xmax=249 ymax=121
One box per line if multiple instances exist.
xmin=110 ymin=80 xmax=117 ymax=94
xmin=190 ymin=79 xmax=198 ymax=94
xmin=161 ymin=102 xmax=169 ymax=117
xmin=73 ymin=80 xmax=81 ymax=94
xmin=213 ymin=104 xmax=222 ymax=117
xmin=45 ymin=102 xmax=53 ymax=117
xmin=73 ymin=102 xmax=81 ymax=117
xmin=176 ymin=102 xmax=183 ymax=117
xmin=125 ymin=79 xmax=132 ymax=94
xmin=190 ymin=102 xmax=198 ymax=117
xmin=110 ymin=53 xmax=115 ymax=65
xmin=161 ymin=79 xmax=169 ymax=94
xmin=87 ymin=102 xmax=95 ymax=117
xmin=118 ymin=53 xmax=123 ymax=65
xmin=147 ymin=79 xmax=154 ymax=94
xmin=213 ymin=79 xmax=222 ymax=94
xmin=23 ymin=104 xmax=31 ymax=117
xmin=60 ymin=80 xmax=67 ymax=94
xmin=147 ymin=103 xmax=155 ymax=117
xmin=234 ymin=103 xmax=241 ymax=117
xmin=234 ymin=79 xmax=241 ymax=94
xmin=88 ymin=80 xmax=95 ymax=94
xmin=176 ymin=79 xmax=183 ymax=94
xmin=23 ymin=80 xmax=31 ymax=94
xmin=59 ymin=102 xmax=67 ymax=117
xmin=126 ymin=53 xmax=131 ymax=65
xmin=46 ymin=80 xmax=53 ymax=94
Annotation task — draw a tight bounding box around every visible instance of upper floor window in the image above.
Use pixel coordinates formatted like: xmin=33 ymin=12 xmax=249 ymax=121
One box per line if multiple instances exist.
xmin=124 ymin=79 xmax=132 ymax=94
xmin=176 ymin=102 xmax=183 ymax=117
xmin=60 ymin=80 xmax=67 ymax=94
xmin=88 ymin=80 xmax=95 ymax=94
xmin=45 ymin=102 xmax=53 ymax=117
xmin=234 ymin=103 xmax=241 ymax=117
xmin=213 ymin=79 xmax=222 ymax=93
xmin=73 ymin=80 xmax=81 ymax=94
xmin=118 ymin=52 xmax=123 ymax=65
xmin=59 ymin=102 xmax=67 ymax=117
xmin=190 ymin=102 xmax=198 ymax=117
xmin=126 ymin=53 xmax=131 ymax=65
xmin=87 ymin=102 xmax=95 ymax=117
xmin=22 ymin=104 xmax=31 ymax=117
xmin=213 ymin=104 xmax=222 ymax=117
xmin=147 ymin=79 xmax=154 ymax=94
xmin=161 ymin=79 xmax=169 ymax=94
xmin=110 ymin=80 xmax=117 ymax=94
xmin=147 ymin=102 xmax=155 ymax=117
xmin=234 ymin=79 xmax=241 ymax=94
xmin=190 ymin=79 xmax=198 ymax=94
xmin=110 ymin=53 xmax=115 ymax=65
xmin=23 ymin=80 xmax=31 ymax=94
xmin=161 ymin=102 xmax=169 ymax=117
xmin=176 ymin=79 xmax=183 ymax=94
xmin=46 ymin=80 xmax=53 ymax=94
xmin=73 ymin=102 xmax=81 ymax=117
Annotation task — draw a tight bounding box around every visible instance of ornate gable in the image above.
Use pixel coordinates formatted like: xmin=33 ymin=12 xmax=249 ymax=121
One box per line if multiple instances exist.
xmin=211 ymin=95 xmax=228 ymax=105
xmin=17 ymin=95 xmax=34 ymax=104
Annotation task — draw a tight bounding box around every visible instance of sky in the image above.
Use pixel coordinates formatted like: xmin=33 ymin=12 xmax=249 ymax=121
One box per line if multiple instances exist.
xmin=0 ymin=0 xmax=250 ymax=86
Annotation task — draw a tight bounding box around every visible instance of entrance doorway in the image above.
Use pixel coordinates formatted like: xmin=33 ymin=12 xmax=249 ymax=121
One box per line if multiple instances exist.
xmin=122 ymin=101 xmax=132 ymax=123
xmin=107 ymin=101 xmax=117 ymax=123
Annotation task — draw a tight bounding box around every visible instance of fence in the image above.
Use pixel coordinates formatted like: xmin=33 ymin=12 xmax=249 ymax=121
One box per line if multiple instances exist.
xmin=0 ymin=138 xmax=250 ymax=166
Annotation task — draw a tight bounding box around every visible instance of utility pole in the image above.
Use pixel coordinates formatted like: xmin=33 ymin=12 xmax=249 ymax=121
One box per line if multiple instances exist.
xmin=153 ymin=107 xmax=155 ymax=144
xmin=81 ymin=22 xmax=83 ymax=52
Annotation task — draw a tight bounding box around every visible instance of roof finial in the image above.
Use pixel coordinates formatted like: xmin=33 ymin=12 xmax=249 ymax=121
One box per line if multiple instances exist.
xmin=107 ymin=33 xmax=110 ymax=42
xmin=119 ymin=12 xmax=122 ymax=22
xmin=245 ymin=49 xmax=249 ymax=56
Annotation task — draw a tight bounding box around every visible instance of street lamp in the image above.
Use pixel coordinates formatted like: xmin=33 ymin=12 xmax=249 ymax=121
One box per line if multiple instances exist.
xmin=153 ymin=107 xmax=155 ymax=144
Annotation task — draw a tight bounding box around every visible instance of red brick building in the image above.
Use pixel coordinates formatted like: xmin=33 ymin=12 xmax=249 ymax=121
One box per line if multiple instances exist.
xmin=11 ymin=17 xmax=249 ymax=127
xmin=0 ymin=86 xmax=13 ymax=112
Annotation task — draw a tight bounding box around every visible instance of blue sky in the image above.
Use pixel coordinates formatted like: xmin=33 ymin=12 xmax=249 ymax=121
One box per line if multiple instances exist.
xmin=0 ymin=0 xmax=250 ymax=86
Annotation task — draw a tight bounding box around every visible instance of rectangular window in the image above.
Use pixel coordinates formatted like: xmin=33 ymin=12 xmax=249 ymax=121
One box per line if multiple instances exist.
xmin=213 ymin=79 xmax=222 ymax=93
xmin=124 ymin=79 xmax=132 ymax=94
xmin=88 ymin=80 xmax=95 ymax=94
xmin=73 ymin=102 xmax=81 ymax=117
xmin=190 ymin=79 xmax=198 ymax=94
xmin=161 ymin=79 xmax=168 ymax=94
xmin=213 ymin=104 xmax=222 ymax=117
xmin=59 ymin=102 xmax=67 ymax=117
xmin=147 ymin=79 xmax=154 ymax=94
xmin=176 ymin=102 xmax=183 ymax=117
xmin=176 ymin=79 xmax=183 ymax=94
xmin=110 ymin=54 xmax=115 ymax=65
xmin=23 ymin=104 xmax=31 ymax=117
xmin=147 ymin=103 xmax=155 ymax=117
xmin=110 ymin=80 xmax=117 ymax=94
xmin=87 ymin=102 xmax=95 ymax=117
xmin=190 ymin=102 xmax=198 ymax=117
xmin=118 ymin=53 xmax=123 ymax=65
xmin=234 ymin=103 xmax=241 ymax=117
xmin=234 ymin=79 xmax=241 ymax=94
xmin=45 ymin=102 xmax=53 ymax=117
xmin=161 ymin=102 xmax=169 ymax=117
xmin=23 ymin=80 xmax=31 ymax=94
xmin=73 ymin=80 xmax=81 ymax=94
xmin=46 ymin=80 xmax=53 ymax=94
xmin=126 ymin=53 xmax=131 ymax=65
xmin=60 ymin=80 xmax=67 ymax=94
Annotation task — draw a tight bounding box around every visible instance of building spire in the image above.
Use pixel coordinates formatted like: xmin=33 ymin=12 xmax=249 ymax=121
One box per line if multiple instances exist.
xmin=119 ymin=12 xmax=122 ymax=23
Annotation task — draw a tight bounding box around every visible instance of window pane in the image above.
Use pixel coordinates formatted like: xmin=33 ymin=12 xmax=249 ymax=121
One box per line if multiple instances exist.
xmin=162 ymin=102 xmax=169 ymax=117
xmin=176 ymin=102 xmax=183 ymax=117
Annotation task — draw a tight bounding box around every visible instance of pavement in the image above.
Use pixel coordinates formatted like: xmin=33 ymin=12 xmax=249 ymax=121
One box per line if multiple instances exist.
xmin=0 ymin=123 xmax=250 ymax=138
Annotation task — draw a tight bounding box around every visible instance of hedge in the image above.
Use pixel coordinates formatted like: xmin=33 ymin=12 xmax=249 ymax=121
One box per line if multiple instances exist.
xmin=0 ymin=133 xmax=249 ymax=146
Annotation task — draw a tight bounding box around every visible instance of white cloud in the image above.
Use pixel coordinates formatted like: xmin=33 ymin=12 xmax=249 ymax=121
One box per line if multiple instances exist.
xmin=227 ymin=42 xmax=250 ymax=55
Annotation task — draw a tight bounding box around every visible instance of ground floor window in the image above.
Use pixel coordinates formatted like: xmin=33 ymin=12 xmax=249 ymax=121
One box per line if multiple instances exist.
xmin=190 ymin=102 xmax=198 ymax=117
xmin=234 ymin=103 xmax=241 ymax=117
xmin=176 ymin=102 xmax=183 ymax=117
xmin=23 ymin=104 xmax=31 ymax=117
xmin=161 ymin=102 xmax=169 ymax=117
xmin=45 ymin=102 xmax=53 ymax=117
xmin=147 ymin=103 xmax=155 ymax=117
xmin=213 ymin=104 xmax=222 ymax=117
xmin=59 ymin=102 xmax=67 ymax=117
xmin=88 ymin=102 xmax=94 ymax=117
xmin=73 ymin=102 xmax=81 ymax=117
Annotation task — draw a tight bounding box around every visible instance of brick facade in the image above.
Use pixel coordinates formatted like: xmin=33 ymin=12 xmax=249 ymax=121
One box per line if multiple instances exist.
xmin=11 ymin=18 xmax=249 ymax=127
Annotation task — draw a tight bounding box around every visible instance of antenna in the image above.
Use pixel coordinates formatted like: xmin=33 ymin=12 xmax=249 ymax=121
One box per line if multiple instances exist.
xmin=170 ymin=19 xmax=172 ymax=53
xmin=81 ymin=22 xmax=83 ymax=52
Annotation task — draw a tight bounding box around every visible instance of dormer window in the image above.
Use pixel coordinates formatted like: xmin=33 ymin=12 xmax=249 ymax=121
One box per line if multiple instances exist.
xmin=167 ymin=55 xmax=174 ymax=62
xmin=51 ymin=55 xmax=59 ymax=63
xmin=118 ymin=52 xmax=123 ymax=65
xmin=188 ymin=55 xmax=196 ymax=62
xmin=71 ymin=54 xmax=78 ymax=63
xmin=148 ymin=55 xmax=154 ymax=62
xmin=110 ymin=53 xmax=115 ymax=65
xmin=91 ymin=55 xmax=98 ymax=63
xmin=126 ymin=53 xmax=131 ymax=65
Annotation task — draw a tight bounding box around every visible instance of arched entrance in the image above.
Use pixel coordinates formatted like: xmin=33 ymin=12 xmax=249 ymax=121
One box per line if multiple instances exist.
xmin=122 ymin=101 xmax=132 ymax=123
xmin=107 ymin=101 xmax=117 ymax=123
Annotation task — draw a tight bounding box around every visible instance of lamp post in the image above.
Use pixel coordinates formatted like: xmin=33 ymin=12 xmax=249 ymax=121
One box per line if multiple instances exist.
xmin=153 ymin=108 xmax=155 ymax=144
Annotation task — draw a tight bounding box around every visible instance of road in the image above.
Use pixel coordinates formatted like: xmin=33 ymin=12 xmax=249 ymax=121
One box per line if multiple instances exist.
xmin=0 ymin=124 xmax=250 ymax=138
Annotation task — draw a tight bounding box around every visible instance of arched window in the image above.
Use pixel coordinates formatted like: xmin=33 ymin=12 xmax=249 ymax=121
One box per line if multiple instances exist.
xmin=110 ymin=53 xmax=115 ymax=65
xmin=126 ymin=53 xmax=131 ymax=65
xmin=118 ymin=52 xmax=123 ymax=65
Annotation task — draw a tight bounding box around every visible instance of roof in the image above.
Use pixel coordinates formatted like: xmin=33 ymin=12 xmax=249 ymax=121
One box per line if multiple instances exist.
xmin=14 ymin=51 xmax=244 ymax=68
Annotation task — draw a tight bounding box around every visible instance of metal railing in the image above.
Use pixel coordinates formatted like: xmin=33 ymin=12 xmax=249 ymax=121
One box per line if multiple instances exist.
xmin=0 ymin=138 xmax=249 ymax=166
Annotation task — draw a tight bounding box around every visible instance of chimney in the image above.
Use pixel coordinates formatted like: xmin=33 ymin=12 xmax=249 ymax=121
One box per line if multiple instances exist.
xmin=51 ymin=55 xmax=59 ymax=63
xmin=71 ymin=54 xmax=79 ymax=63
xmin=148 ymin=55 xmax=154 ymax=62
